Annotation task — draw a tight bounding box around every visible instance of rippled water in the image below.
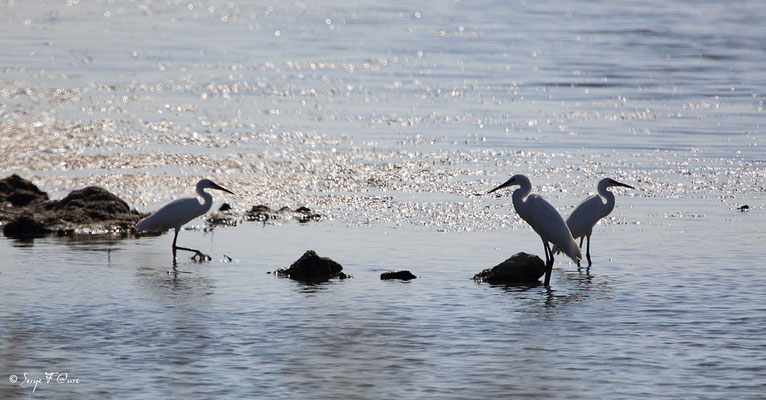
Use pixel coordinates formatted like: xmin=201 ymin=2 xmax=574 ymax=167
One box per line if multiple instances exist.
xmin=2 ymin=0 xmax=765 ymax=398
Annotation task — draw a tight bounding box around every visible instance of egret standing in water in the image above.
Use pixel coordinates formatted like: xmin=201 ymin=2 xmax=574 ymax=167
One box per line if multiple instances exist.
xmin=136 ymin=179 xmax=234 ymax=261
xmin=559 ymin=178 xmax=634 ymax=268
xmin=489 ymin=174 xmax=581 ymax=286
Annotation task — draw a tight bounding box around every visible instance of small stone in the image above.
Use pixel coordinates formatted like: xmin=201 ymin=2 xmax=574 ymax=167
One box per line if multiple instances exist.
xmin=474 ymin=252 xmax=546 ymax=284
xmin=380 ymin=270 xmax=417 ymax=280
xmin=218 ymin=203 xmax=232 ymax=212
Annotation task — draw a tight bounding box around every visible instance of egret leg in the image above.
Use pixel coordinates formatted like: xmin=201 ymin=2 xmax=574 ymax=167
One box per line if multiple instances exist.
xmin=585 ymin=234 xmax=592 ymax=267
xmin=171 ymin=228 xmax=179 ymax=260
xmin=542 ymin=239 xmax=554 ymax=287
xmin=171 ymin=227 xmax=212 ymax=261
xmin=540 ymin=237 xmax=550 ymax=265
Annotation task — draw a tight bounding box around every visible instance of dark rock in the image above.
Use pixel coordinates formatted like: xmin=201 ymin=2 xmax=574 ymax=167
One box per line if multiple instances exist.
xmin=246 ymin=205 xmax=274 ymax=222
xmin=296 ymin=212 xmax=322 ymax=223
xmin=380 ymin=270 xmax=417 ymax=280
xmin=276 ymin=250 xmax=347 ymax=282
xmin=0 ymin=174 xmax=49 ymax=207
xmin=738 ymin=204 xmax=750 ymax=212
xmin=292 ymin=206 xmax=322 ymax=223
xmin=206 ymin=213 xmax=239 ymax=228
xmin=1 ymin=177 xmax=142 ymax=236
xmin=473 ymin=252 xmax=546 ymax=284
xmin=249 ymin=205 xmax=273 ymax=213
xmin=218 ymin=203 xmax=232 ymax=212
xmin=2 ymin=213 xmax=51 ymax=238
xmin=246 ymin=204 xmax=322 ymax=223
xmin=41 ymin=186 xmax=141 ymax=230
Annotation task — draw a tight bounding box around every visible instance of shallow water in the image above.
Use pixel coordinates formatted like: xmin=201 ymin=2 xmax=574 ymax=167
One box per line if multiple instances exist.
xmin=2 ymin=0 xmax=766 ymax=398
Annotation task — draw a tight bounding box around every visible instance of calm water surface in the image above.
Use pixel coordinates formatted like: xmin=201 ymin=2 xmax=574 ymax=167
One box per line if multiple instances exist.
xmin=1 ymin=0 xmax=765 ymax=398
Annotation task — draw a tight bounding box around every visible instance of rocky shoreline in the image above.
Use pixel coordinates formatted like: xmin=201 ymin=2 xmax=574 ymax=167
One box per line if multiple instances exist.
xmin=0 ymin=175 xmax=322 ymax=238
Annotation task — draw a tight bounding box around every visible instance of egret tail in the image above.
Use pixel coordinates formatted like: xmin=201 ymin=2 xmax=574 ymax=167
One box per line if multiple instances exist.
xmin=557 ymin=235 xmax=582 ymax=264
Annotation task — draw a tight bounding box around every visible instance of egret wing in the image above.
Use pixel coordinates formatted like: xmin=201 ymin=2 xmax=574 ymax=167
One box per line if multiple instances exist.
xmin=136 ymin=197 xmax=203 ymax=232
xmin=566 ymin=195 xmax=605 ymax=239
xmin=524 ymin=194 xmax=581 ymax=262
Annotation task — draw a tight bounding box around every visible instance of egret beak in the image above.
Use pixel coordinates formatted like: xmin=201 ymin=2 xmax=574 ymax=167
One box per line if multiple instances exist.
xmin=612 ymin=180 xmax=635 ymax=190
xmin=488 ymin=178 xmax=515 ymax=194
xmin=210 ymin=182 xmax=234 ymax=195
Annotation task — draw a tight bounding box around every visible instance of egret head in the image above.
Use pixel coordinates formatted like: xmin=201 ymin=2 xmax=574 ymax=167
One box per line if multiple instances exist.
xmin=603 ymin=178 xmax=634 ymax=190
xmin=488 ymin=174 xmax=529 ymax=194
xmin=197 ymin=179 xmax=234 ymax=195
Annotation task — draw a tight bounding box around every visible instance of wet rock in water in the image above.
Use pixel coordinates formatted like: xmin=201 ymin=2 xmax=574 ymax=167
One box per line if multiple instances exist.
xmin=380 ymin=270 xmax=417 ymax=280
xmin=294 ymin=206 xmax=322 ymax=223
xmin=206 ymin=203 xmax=239 ymax=228
xmin=473 ymin=252 xmax=546 ymax=284
xmin=1 ymin=176 xmax=143 ymax=237
xmin=40 ymin=186 xmax=142 ymax=231
xmin=246 ymin=205 xmax=275 ymax=222
xmin=0 ymin=174 xmax=49 ymax=207
xmin=207 ymin=204 xmax=321 ymax=228
xmin=246 ymin=204 xmax=322 ymax=223
xmin=2 ymin=213 xmax=51 ymax=238
xmin=276 ymin=250 xmax=347 ymax=282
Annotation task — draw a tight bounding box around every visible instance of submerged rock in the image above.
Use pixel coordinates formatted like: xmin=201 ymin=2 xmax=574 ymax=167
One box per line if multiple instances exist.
xmin=380 ymin=270 xmax=417 ymax=280
xmin=2 ymin=213 xmax=51 ymax=237
xmin=1 ymin=175 xmax=142 ymax=237
xmin=276 ymin=250 xmax=347 ymax=282
xmin=473 ymin=252 xmax=546 ymax=284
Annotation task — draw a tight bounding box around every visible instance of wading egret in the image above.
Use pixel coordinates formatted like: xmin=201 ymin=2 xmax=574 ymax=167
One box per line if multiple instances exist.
xmin=489 ymin=174 xmax=581 ymax=286
xmin=559 ymin=178 xmax=634 ymax=267
xmin=136 ymin=179 xmax=233 ymax=261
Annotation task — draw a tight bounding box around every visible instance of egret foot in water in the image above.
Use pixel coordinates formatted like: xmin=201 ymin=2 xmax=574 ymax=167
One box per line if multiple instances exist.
xmin=555 ymin=178 xmax=634 ymax=268
xmin=135 ymin=178 xmax=234 ymax=260
xmin=175 ymin=246 xmax=212 ymax=262
xmin=170 ymin=229 xmax=212 ymax=261
xmin=488 ymin=174 xmax=582 ymax=288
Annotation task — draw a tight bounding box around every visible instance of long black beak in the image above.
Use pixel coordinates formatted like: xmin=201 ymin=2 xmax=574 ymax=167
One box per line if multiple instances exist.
xmin=488 ymin=178 xmax=514 ymax=194
xmin=612 ymin=180 xmax=635 ymax=190
xmin=211 ymin=182 xmax=234 ymax=195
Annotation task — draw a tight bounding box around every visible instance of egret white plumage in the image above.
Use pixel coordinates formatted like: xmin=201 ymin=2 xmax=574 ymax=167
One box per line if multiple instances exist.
xmin=488 ymin=174 xmax=581 ymax=286
xmin=557 ymin=178 xmax=634 ymax=267
xmin=135 ymin=179 xmax=233 ymax=261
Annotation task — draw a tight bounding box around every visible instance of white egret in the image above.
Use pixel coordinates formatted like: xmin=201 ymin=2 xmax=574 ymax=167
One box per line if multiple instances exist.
xmin=558 ymin=178 xmax=634 ymax=267
xmin=135 ymin=179 xmax=233 ymax=261
xmin=489 ymin=174 xmax=581 ymax=286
